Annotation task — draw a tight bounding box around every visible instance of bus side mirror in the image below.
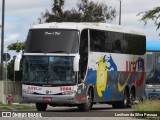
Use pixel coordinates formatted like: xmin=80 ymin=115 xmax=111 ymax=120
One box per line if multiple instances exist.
xmin=14 ymin=54 xmax=22 ymax=71
xmin=73 ymin=54 xmax=80 ymax=72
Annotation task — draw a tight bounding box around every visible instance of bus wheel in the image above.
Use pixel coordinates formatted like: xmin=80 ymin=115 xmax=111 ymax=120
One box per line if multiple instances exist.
xmin=36 ymin=103 xmax=47 ymax=111
xmin=129 ymin=88 xmax=135 ymax=107
xmin=78 ymin=89 xmax=93 ymax=111
xmin=120 ymin=89 xmax=129 ymax=108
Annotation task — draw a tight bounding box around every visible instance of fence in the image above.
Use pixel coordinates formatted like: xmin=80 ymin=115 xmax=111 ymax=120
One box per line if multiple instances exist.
xmin=0 ymin=81 xmax=22 ymax=104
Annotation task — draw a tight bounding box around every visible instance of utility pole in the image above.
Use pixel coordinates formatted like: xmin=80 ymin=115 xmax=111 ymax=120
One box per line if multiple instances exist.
xmin=119 ymin=0 xmax=122 ymax=25
xmin=1 ymin=0 xmax=5 ymax=79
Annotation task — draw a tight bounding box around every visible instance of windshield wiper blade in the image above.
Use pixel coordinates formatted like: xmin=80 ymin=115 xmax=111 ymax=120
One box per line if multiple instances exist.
xmin=60 ymin=79 xmax=70 ymax=85
xmin=48 ymin=78 xmax=70 ymax=85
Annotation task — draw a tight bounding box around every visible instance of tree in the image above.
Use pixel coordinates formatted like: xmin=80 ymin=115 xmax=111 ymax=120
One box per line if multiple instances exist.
xmin=38 ymin=0 xmax=116 ymax=23
xmin=7 ymin=41 xmax=25 ymax=52
xmin=138 ymin=6 xmax=160 ymax=35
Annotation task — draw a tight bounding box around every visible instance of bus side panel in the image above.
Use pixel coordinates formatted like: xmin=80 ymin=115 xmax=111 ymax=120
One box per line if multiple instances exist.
xmin=135 ymin=72 xmax=145 ymax=99
xmin=87 ymin=52 xmax=145 ymax=103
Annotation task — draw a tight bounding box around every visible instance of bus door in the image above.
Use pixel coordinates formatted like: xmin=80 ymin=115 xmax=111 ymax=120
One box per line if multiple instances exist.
xmin=78 ymin=29 xmax=88 ymax=84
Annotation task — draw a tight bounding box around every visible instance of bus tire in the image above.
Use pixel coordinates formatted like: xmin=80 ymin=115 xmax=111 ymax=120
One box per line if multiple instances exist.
xmin=112 ymin=89 xmax=129 ymax=109
xmin=36 ymin=103 xmax=47 ymax=111
xmin=112 ymin=102 xmax=120 ymax=109
xmin=120 ymin=89 xmax=129 ymax=108
xmin=129 ymin=87 xmax=135 ymax=107
xmin=78 ymin=89 xmax=93 ymax=111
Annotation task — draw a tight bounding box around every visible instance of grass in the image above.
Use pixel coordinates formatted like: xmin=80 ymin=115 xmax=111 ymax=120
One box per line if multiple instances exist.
xmin=135 ymin=99 xmax=160 ymax=111
xmin=134 ymin=99 xmax=160 ymax=119
xmin=0 ymin=103 xmax=35 ymax=110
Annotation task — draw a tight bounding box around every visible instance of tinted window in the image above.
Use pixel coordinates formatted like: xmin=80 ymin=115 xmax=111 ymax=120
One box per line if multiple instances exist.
xmin=105 ymin=31 xmax=115 ymax=53
xmin=25 ymin=29 xmax=79 ymax=53
xmin=146 ymin=52 xmax=153 ymax=72
xmin=127 ymin=34 xmax=146 ymax=55
xmin=90 ymin=29 xmax=146 ymax=55
xmin=157 ymin=53 xmax=160 ymax=69
xmin=90 ymin=30 xmax=105 ymax=52
xmin=79 ymin=29 xmax=88 ymax=83
xmin=80 ymin=29 xmax=88 ymax=53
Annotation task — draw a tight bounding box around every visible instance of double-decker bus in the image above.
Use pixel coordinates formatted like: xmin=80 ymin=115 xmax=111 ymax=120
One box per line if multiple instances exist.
xmin=146 ymin=40 xmax=160 ymax=99
xmin=14 ymin=22 xmax=146 ymax=111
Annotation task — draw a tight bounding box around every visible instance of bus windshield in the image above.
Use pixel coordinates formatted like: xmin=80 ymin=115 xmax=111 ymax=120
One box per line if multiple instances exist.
xmin=146 ymin=52 xmax=160 ymax=83
xmin=25 ymin=29 xmax=79 ymax=53
xmin=157 ymin=53 xmax=160 ymax=69
xmin=23 ymin=56 xmax=77 ymax=86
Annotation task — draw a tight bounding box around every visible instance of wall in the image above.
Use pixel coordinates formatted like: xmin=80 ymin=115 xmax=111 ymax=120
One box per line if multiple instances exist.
xmin=0 ymin=81 xmax=22 ymax=104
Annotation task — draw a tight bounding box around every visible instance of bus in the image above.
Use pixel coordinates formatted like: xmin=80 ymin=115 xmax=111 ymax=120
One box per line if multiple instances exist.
xmin=14 ymin=22 xmax=146 ymax=111
xmin=146 ymin=40 xmax=160 ymax=99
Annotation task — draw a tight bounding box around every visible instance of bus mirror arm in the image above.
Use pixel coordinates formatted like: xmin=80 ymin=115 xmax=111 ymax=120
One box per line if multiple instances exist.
xmin=14 ymin=54 xmax=22 ymax=71
xmin=73 ymin=54 xmax=80 ymax=72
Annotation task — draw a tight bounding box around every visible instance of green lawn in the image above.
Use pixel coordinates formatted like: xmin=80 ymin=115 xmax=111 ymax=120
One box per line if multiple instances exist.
xmin=135 ymin=100 xmax=160 ymax=111
xmin=0 ymin=103 xmax=35 ymax=110
xmin=135 ymin=100 xmax=160 ymax=119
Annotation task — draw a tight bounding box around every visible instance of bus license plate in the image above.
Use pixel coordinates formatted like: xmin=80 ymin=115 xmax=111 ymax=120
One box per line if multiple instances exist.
xmin=43 ymin=97 xmax=52 ymax=102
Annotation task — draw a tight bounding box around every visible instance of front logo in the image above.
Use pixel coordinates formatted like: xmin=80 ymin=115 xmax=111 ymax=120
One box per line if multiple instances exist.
xmin=46 ymin=90 xmax=49 ymax=94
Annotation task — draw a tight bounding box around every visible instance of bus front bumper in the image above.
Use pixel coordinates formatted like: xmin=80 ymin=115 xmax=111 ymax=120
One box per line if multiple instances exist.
xmin=22 ymin=93 xmax=81 ymax=105
xmin=145 ymin=91 xmax=160 ymax=99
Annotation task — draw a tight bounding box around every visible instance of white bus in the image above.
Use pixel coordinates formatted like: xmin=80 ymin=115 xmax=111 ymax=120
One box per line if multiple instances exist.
xmin=15 ymin=22 xmax=146 ymax=111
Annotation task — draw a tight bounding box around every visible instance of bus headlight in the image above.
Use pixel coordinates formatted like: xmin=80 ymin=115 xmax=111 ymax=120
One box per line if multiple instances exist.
xmin=62 ymin=90 xmax=76 ymax=95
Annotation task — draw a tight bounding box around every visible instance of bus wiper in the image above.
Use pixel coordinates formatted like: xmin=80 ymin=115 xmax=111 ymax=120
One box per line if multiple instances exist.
xmin=48 ymin=78 xmax=70 ymax=85
xmin=60 ymin=79 xmax=70 ymax=85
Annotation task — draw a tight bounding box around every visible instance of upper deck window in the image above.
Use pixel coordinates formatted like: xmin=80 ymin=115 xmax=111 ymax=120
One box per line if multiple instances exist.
xmin=90 ymin=29 xmax=146 ymax=55
xmin=25 ymin=29 xmax=79 ymax=53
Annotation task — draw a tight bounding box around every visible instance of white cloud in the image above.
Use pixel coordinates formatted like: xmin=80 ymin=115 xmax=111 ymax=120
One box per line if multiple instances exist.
xmin=0 ymin=33 xmax=20 ymax=55
xmin=5 ymin=33 xmax=20 ymax=42
xmin=5 ymin=0 xmax=52 ymax=11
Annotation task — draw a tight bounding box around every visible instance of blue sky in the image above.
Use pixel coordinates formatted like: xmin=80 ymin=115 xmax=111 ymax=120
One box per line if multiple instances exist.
xmin=0 ymin=0 xmax=160 ymax=58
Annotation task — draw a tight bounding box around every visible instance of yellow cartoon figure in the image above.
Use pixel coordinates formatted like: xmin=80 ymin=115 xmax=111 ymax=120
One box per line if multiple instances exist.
xmin=96 ymin=56 xmax=108 ymax=97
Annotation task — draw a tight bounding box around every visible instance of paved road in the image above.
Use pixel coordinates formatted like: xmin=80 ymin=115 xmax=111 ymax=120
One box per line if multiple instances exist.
xmin=47 ymin=104 xmax=126 ymax=111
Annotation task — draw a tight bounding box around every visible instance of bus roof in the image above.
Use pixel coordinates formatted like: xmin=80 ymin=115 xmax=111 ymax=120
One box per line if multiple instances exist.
xmin=31 ymin=22 xmax=145 ymax=36
xmin=147 ymin=40 xmax=160 ymax=51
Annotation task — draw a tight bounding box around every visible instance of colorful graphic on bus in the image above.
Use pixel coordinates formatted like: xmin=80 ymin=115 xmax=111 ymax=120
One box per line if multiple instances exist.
xmin=88 ymin=54 xmax=145 ymax=99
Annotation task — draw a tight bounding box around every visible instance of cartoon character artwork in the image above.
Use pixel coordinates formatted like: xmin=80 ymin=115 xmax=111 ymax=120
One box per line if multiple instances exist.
xmin=88 ymin=53 xmax=144 ymax=100
xmin=96 ymin=56 xmax=108 ymax=97
xmin=88 ymin=54 xmax=118 ymax=98
xmin=104 ymin=54 xmax=117 ymax=71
